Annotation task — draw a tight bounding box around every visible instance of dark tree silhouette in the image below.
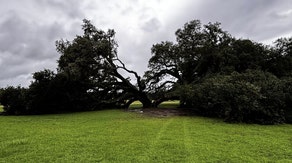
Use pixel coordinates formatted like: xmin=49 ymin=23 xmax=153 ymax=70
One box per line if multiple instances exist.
xmin=145 ymin=20 xmax=233 ymax=105
xmin=56 ymin=19 xmax=152 ymax=108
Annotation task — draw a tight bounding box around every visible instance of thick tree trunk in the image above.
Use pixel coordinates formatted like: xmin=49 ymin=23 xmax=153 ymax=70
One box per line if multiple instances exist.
xmin=137 ymin=92 xmax=152 ymax=108
xmin=140 ymin=99 xmax=152 ymax=108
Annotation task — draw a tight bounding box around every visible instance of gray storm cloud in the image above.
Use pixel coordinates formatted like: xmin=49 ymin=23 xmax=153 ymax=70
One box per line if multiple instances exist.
xmin=0 ymin=0 xmax=292 ymax=87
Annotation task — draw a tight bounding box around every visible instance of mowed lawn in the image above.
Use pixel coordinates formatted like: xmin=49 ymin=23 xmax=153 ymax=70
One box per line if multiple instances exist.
xmin=0 ymin=109 xmax=291 ymax=162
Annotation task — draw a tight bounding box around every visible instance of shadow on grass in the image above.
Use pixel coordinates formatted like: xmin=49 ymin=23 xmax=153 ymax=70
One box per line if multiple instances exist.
xmin=128 ymin=101 xmax=200 ymax=118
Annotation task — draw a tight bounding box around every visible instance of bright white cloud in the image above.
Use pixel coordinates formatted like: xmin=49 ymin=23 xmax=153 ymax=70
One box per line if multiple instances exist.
xmin=276 ymin=9 xmax=292 ymax=17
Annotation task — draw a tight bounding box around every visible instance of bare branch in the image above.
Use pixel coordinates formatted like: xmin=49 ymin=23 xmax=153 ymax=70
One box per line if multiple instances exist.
xmin=155 ymin=81 xmax=176 ymax=90
xmin=148 ymin=69 xmax=182 ymax=84
xmin=115 ymin=58 xmax=145 ymax=91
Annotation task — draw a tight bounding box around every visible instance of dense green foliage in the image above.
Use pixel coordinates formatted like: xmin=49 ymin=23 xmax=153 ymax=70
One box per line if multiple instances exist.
xmin=0 ymin=86 xmax=27 ymax=115
xmin=179 ymin=71 xmax=292 ymax=124
xmin=0 ymin=110 xmax=291 ymax=162
xmin=146 ymin=20 xmax=233 ymax=86
xmin=26 ymin=69 xmax=101 ymax=114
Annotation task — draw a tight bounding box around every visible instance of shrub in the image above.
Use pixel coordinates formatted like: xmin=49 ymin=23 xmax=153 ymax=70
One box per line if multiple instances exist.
xmin=26 ymin=70 xmax=106 ymax=114
xmin=0 ymin=69 xmax=116 ymax=115
xmin=26 ymin=70 xmax=96 ymax=114
xmin=0 ymin=86 xmax=28 ymax=115
xmin=180 ymin=70 xmax=287 ymax=124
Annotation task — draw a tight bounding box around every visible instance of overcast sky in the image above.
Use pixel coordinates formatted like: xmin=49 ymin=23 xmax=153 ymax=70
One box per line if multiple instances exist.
xmin=1 ymin=0 xmax=292 ymax=87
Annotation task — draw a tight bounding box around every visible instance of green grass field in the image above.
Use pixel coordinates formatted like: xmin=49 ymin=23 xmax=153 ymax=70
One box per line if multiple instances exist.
xmin=0 ymin=109 xmax=291 ymax=162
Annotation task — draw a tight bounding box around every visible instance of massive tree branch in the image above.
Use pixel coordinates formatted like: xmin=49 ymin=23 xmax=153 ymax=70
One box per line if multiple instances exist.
xmin=148 ymin=69 xmax=182 ymax=85
xmin=154 ymin=81 xmax=176 ymax=90
xmin=115 ymin=58 xmax=145 ymax=91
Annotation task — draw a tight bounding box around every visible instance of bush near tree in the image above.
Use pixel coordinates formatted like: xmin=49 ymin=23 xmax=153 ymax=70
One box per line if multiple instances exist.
xmin=179 ymin=70 xmax=290 ymax=124
xmin=0 ymin=86 xmax=27 ymax=115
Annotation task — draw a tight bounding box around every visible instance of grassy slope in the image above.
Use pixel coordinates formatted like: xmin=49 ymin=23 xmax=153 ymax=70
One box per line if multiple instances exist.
xmin=0 ymin=110 xmax=291 ymax=162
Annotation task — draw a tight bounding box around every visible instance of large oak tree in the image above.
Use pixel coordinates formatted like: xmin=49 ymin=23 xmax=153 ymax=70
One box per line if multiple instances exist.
xmin=56 ymin=19 xmax=152 ymax=108
xmin=145 ymin=20 xmax=234 ymax=105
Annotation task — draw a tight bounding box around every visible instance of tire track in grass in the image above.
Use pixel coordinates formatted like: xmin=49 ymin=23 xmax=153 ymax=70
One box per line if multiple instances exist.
xmin=183 ymin=117 xmax=197 ymax=162
xmin=141 ymin=118 xmax=174 ymax=162
xmin=144 ymin=117 xmax=193 ymax=162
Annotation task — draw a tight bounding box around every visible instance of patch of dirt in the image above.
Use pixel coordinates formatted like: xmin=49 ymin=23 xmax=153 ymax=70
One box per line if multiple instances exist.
xmin=127 ymin=108 xmax=196 ymax=117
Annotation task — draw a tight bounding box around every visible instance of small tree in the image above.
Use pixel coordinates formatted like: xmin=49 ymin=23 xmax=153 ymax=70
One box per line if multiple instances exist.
xmin=264 ymin=37 xmax=292 ymax=77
